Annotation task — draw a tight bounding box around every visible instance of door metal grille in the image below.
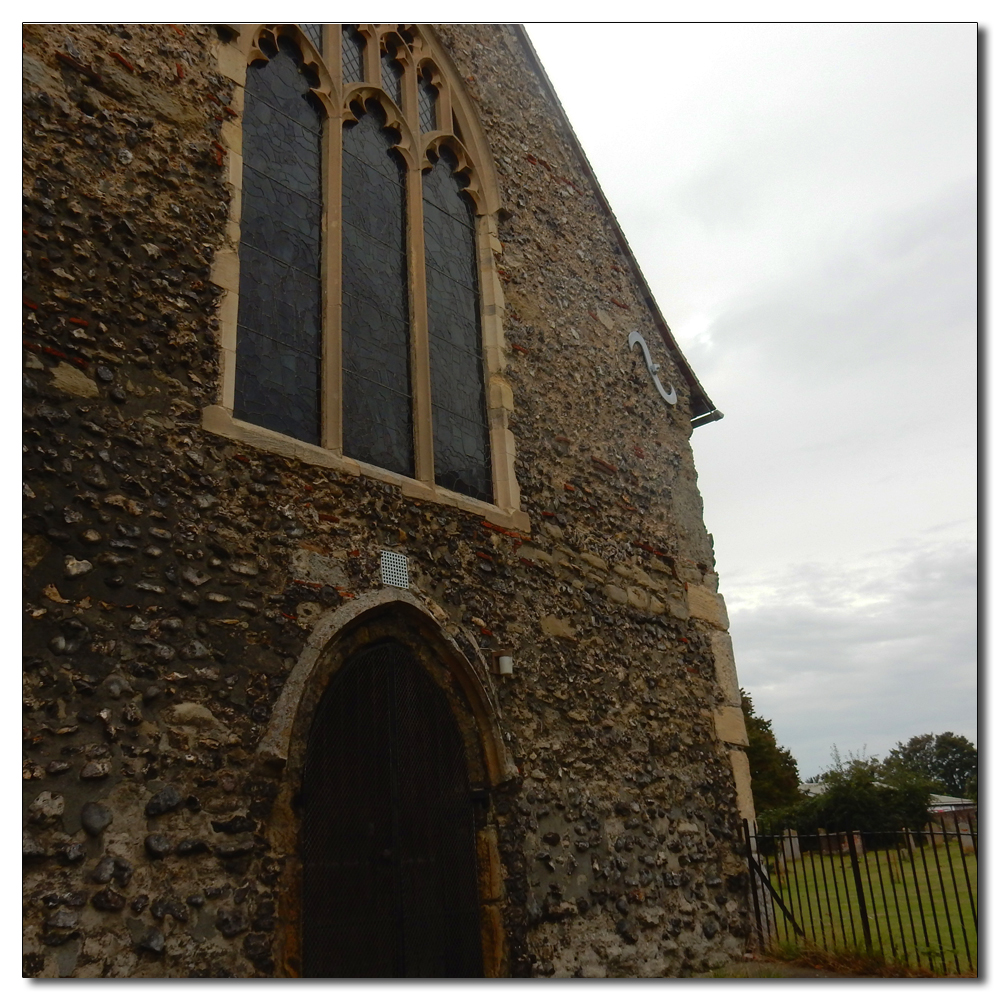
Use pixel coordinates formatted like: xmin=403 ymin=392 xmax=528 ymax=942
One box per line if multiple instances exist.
xmin=301 ymin=639 xmax=483 ymax=977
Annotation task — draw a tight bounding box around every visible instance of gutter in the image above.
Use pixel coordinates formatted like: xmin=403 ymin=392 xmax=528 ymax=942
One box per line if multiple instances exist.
xmin=511 ymin=25 xmax=722 ymax=427
xmin=691 ymin=409 xmax=724 ymax=428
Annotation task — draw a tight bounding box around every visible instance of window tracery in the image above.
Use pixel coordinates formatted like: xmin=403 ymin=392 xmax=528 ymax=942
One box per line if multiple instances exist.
xmin=206 ymin=24 xmax=524 ymax=529
xmin=380 ymin=41 xmax=405 ymax=110
xmin=301 ymin=23 xmax=323 ymax=54
xmin=341 ymin=26 xmax=364 ymax=84
xmin=418 ymin=71 xmax=438 ymax=134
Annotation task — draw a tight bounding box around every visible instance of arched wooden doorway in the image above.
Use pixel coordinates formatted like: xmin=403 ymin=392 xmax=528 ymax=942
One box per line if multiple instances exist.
xmin=300 ymin=637 xmax=484 ymax=977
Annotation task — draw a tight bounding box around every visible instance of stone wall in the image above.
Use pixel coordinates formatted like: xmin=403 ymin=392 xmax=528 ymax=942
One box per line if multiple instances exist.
xmin=23 ymin=23 xmax=753 ymax=978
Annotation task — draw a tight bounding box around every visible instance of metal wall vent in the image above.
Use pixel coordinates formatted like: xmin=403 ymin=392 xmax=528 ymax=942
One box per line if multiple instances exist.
xmin=380 ymin=550 xmax=410 ymax=589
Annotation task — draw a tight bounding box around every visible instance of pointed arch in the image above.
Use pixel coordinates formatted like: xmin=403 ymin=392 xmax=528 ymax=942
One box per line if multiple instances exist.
xmin=377 ymin=29 xmax=412 ymax=114
xmin=340 ymin=99 xmax=413 ymax=475
xmin=234 ymin=31 xmax=325 ymax=443
xmin=422 ymin=144 xmax=491 ymax=500
xmin=258 ymin=588 xmax=513 ymax=786
xmin=247 ymin=24 xmax=336 ymax=116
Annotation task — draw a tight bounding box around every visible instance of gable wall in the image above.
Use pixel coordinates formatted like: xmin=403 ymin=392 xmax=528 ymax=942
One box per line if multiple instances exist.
xmin=22 ymin=23 xmax=752 ymax=978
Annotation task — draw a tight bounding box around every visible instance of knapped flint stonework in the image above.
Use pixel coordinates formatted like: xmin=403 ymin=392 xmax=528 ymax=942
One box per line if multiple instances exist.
xmin=23 ymin=23 xmax=754 ymax=978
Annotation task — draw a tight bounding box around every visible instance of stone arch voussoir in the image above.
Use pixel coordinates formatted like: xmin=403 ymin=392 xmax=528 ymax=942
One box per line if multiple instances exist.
xmin=257 ymin=587 xmax=515 ymax=787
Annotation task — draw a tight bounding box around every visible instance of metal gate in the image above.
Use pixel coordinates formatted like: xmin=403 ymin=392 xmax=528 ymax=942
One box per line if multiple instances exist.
xmin=301 ymin=639 xmax=484 ymax=977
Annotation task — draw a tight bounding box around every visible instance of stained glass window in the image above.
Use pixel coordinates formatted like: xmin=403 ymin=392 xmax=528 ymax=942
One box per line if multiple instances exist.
xmin=341 ymin=102 xmax=413 ymax=476
xmin=235 ymin=36 xmax=323 ymax=444
xmin=423 ymin=152 xmax=491 ymax=501
xmin=381 ymin=46 xmax=404 ymax=109
xmin=229 ymin=26 xmax=507 ymax=512
xmin=301 ymin=23 xmax=323 ymax=53
xmin=418 ymin=72 xmax=437 ymax=133
xmin=342 ymin=25 xmax=365 ymax=84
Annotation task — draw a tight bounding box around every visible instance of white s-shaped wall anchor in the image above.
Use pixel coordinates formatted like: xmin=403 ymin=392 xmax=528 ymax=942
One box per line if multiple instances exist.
xmin=628 ymin=331 xmax=677 ymax=405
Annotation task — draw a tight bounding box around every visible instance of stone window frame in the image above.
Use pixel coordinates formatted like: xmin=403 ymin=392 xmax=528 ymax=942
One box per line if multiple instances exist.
xmin=205 ymin=23 xmax=526 ymax=532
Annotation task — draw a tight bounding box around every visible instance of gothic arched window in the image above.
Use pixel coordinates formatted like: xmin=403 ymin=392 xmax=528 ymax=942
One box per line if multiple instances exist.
xmin=423 ymin=150 xmax=490 ymax=501
xmin=207 ymin=24 xmax=522 ymax=527
xmin=341 ymin=102 xmax=412 ymax=477
xmin=234 ymin=34 xmax=324 ymax=444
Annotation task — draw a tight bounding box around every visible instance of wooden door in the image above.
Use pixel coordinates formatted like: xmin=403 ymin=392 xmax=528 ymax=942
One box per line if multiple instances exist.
xmin=301 ymin=639 xmax=483 ymax=977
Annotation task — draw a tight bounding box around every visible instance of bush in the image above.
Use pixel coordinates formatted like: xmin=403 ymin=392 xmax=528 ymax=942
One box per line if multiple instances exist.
xmin=756 ymin=749 xmax=934 ymax=836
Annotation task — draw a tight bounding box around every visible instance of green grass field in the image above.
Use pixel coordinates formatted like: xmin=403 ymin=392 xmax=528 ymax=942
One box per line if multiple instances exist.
xmin=757 ymin=835 xmax=978 ymax=976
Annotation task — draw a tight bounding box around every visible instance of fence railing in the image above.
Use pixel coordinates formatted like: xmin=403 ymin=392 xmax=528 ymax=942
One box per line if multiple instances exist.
xmin=743 ymin=820 xmax=978 ymax=976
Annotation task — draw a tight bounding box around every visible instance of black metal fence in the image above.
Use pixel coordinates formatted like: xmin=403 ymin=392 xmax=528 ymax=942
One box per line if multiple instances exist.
xmin=743 ymin=819 xmax=978 ymax=976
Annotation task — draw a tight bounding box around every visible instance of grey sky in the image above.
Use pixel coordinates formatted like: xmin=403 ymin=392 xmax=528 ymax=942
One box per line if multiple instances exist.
xmin=525 ymin=22 xmax=977 ymax=781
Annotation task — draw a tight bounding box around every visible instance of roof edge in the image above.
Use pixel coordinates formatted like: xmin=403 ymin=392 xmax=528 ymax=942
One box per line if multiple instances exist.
xmin=511 ymin=25 xmax=718 ymax=423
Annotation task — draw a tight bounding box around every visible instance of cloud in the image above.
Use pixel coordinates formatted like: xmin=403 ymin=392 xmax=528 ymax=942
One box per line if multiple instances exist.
xmin=728 ymin=536 xmax=977 ymax=780
xmin=523 ymin=22 xmax=977 ymax=791
xmin=688 ymin=177 xmax=976 ymax=385
xmin=688 ymin=175 xmax=976 ymax=580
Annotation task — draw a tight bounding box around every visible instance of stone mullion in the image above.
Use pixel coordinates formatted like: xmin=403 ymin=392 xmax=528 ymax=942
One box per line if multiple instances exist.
xmin=323 ymin=23 xmax=339 ymax=78
xmin=362 ymin=25 xmax=381 ymax=85
xmin=400 ymin=40 xmax=417 ymax=124
xmin=394 ymin=44 xmax=433 ymax=484
xmin=436 ymin=72 xmax=453 ymax=137
xmin=321 ymin=54 xmax=343 ymax=453
xmin=408 ymin=157 xmax=434 ymax=486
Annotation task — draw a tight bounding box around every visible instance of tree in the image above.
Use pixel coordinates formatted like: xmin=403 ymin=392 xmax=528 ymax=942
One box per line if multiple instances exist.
xmin=884 ymin=732 xmax=978 ymax=798
xmin=740 ymin=689 xmax=802 ymax=814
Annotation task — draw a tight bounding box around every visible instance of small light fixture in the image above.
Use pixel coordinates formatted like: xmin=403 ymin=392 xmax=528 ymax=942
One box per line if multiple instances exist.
xmin=491 ymin=649 xmax=514 ymax=676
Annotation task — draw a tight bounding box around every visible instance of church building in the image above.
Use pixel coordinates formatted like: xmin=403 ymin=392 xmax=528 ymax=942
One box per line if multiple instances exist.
xmin=23 ymin=23 xmax=755 ymax=977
